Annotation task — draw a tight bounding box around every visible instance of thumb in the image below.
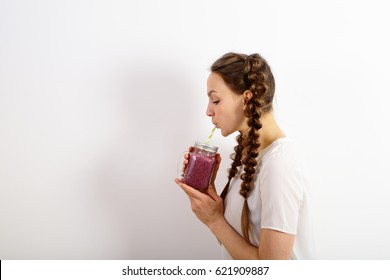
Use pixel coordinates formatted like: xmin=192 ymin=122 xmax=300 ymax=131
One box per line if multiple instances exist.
xmin=210 ymin=153 xmax=221 ymax=185
xmin=207 ymin=184 xmax=220 ymax=201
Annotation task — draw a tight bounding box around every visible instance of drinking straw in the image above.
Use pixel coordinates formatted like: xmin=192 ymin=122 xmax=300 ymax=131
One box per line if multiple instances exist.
xmin=205 ymin=126 xmax=216 ymax=144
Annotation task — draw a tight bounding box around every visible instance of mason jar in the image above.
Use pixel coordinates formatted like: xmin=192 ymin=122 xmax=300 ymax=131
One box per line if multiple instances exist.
xmin=183 ymin=141 xmax=218 ymax=190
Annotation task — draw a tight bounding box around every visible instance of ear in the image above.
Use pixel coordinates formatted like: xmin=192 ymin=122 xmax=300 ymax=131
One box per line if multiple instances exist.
xmin=242 ymin=90 xmax=253 ymax=104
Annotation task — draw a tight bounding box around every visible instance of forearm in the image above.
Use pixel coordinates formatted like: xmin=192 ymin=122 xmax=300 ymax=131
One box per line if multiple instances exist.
xmin=208 ymin=218 xmax=260 ymax=260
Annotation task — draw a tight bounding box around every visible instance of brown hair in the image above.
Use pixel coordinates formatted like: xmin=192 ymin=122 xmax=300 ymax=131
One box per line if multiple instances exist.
xmin=211 ymin=52 xmax=275 ymax=242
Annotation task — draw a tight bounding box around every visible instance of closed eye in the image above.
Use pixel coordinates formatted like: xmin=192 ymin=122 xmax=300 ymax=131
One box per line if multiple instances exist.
xmin=213 ymin=101 xmax=220 ymax=104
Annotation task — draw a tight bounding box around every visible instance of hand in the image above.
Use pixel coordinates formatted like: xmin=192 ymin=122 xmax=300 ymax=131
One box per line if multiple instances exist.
xmin=181 ymin=146 xmax=194 ymax=175
xmin=175 ymin=179 xmax=225 ymax=227
xmin=209 ymin=153 xmax=221 ymax=187
xmin=176 ymin=149 xmax=223 ymax=227
xmin=182 ymin=148 xmax=221 ymax=184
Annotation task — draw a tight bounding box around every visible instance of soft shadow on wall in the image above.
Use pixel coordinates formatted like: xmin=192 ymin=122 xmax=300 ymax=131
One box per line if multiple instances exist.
xmin=91 ymin=56 xmax=221 ymax=259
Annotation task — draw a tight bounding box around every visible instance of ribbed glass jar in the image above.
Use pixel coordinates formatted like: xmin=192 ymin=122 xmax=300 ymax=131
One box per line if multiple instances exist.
xmin=183 ymin=141 xmax=218 ymax=190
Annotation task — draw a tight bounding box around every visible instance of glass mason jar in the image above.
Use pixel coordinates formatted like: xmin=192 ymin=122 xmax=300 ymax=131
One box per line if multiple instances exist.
xmin=183 ymin=141 xmax=218 ymax=190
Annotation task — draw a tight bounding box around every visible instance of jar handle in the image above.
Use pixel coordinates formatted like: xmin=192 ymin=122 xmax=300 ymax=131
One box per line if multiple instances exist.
xmin=176 ymin=146 xmax=195 ymax=177
xmin=176 ymin=151 xmax=189 ymax=177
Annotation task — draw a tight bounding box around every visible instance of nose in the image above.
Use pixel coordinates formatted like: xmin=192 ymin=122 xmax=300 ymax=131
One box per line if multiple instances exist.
xmin=206 ymin=103 xmax=214 ymax=117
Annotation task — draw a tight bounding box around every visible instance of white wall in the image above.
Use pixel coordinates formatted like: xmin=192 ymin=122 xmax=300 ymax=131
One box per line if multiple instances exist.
xmin=1 ymin=0 xmax=389 ymax=259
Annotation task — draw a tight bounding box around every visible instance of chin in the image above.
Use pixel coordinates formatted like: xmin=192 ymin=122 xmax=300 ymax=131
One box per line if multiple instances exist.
xmin=220 ymin=129 xmax=233 ymax=137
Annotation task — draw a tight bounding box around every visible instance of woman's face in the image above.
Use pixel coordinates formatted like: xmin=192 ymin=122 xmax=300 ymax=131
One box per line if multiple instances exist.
xmin=206 ymin=72 xmax=247 ymax=136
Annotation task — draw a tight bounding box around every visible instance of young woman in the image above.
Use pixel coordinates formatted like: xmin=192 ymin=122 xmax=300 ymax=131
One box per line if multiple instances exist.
xmin=175 ymin=52 xmax=314 ymax=260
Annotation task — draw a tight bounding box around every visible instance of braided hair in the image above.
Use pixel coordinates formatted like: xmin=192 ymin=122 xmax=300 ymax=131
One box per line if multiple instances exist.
xmin=211 ymin=52 xmax=275 ymax=243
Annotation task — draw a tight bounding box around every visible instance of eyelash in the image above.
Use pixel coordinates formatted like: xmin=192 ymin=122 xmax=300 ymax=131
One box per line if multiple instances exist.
xmin=213 ymin=101 xmax=220 ymax=104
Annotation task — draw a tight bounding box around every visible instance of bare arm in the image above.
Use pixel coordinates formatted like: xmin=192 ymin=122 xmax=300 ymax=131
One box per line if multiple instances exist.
xmin=210 ymin=216 xmax=294 ymax=259
xmin=175 ymin=179 xmax=295 ymax=259
xmin=176 ymin=150 xmax=294 ymax=259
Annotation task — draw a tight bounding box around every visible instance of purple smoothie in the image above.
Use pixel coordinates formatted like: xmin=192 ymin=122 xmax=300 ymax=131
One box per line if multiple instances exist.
xmin=183 ymin=143 xmax=218 ymax=190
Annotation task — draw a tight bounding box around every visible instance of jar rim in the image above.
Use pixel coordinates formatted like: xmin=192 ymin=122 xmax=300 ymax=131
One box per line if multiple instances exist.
xmin=194 ymin=141 xmax=218 ymax=153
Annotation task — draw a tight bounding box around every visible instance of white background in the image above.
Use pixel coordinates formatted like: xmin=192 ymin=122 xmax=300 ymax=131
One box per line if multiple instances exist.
xmin=1 ymin=0 xmax=389 ymax=259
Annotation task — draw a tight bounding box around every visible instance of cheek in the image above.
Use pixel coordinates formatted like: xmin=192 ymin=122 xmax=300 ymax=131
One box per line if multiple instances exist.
xmin=232 ymin=103 xmax=245 ymax=121
xmin=221 ymin=107 xmax=244 ymax=132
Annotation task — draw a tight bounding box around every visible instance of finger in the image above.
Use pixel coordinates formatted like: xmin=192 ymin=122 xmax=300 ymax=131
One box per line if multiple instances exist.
xmin=175 ymin=178 xmax=191 ymax=194
xmin=175 ymin=178 xmax=196 ymax=195
xmin=207 ymin=184 xmax=221 ymax=201
xmin=182 ymin=147 xmax=194 ymax=172
xmin=210 ymin=153 xmax=222 ymax=184
xmin=175 ymin=178 xmax=206 ymax=200
xmin=181 ymin=159 xmax=189 ymax=173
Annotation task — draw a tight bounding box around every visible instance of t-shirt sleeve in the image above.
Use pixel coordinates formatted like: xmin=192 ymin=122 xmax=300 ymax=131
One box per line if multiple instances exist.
xmin=259 ymin=152 xmax=304 ymax=234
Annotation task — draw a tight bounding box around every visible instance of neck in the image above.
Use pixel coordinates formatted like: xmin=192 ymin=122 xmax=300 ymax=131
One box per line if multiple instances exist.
xmin=239 ymin=111 xmax=286 ymax=151
xmin=257 ymin=111 xmax=286 ymax=151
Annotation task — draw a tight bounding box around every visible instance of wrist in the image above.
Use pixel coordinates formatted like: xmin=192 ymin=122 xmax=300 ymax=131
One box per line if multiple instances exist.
xmin=208 ymin=216 xmax=227 ymax=235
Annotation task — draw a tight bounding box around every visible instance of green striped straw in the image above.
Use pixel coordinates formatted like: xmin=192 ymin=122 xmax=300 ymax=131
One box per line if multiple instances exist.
xmin=204 ymin=126 xmax=217 ymax=145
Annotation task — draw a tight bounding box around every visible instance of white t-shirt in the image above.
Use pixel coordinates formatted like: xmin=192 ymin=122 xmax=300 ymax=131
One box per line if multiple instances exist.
xmin=222 ymin=137 xmax=315 ymax=259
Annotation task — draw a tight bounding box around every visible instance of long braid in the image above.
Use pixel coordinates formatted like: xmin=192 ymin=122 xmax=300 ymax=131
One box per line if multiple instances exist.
xmin=238 ymin=54 xmax=267 ymax=241
xmin=220 ymin=134 xmax=243 ymax=200
xmin=211 ymin=52 xmax=275 ymax=243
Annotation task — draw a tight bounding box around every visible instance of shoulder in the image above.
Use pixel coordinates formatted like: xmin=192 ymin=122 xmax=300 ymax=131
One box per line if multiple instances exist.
xmin=262 ymin=137 xmax=304 ymax=170
xmin=258 ymin=137 xmax=306 ymax=198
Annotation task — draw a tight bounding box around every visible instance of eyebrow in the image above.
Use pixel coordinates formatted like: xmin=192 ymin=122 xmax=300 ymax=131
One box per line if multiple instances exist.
xmin=207 ymin=90 xmax=217 ymax=96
